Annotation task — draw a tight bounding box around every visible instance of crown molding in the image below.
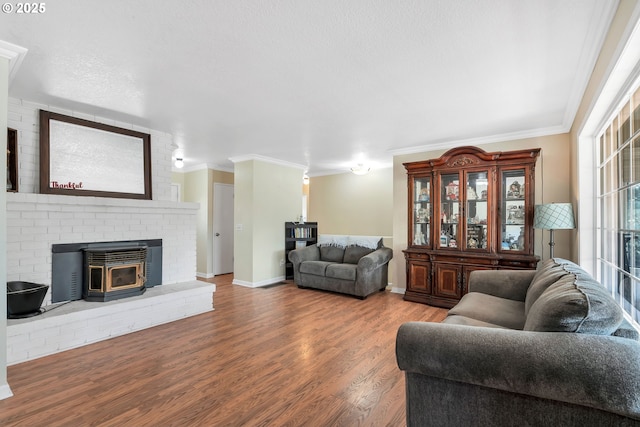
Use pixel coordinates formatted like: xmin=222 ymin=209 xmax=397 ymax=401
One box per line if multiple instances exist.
xmin=172 ymin=162 xmax=234 ymax=173
xmin=561 ymin=1 xmax=619 ymax=132
xmin=228 ymin=154 xmax=307 ymax=170
xmin=388 ymin=125 xmax=567 ymax=157
xmin=0 ymin=40 xmax=28 ymax=83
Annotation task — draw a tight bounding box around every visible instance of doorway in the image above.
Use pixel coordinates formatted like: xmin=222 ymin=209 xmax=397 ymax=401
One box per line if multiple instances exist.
xmin=213 ymin=183 xmax=234 ymax=275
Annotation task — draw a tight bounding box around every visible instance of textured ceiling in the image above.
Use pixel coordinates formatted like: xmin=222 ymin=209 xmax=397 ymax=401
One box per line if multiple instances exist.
xmin=0 ymin=0 xmax=616 ymax=174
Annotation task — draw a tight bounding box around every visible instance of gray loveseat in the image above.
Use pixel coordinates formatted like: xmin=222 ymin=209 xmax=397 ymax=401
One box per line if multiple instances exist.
xmin=288 ymin=235 xmax=392 ymax=299
xmin=396 ymin=258 xmax=640 ymax=426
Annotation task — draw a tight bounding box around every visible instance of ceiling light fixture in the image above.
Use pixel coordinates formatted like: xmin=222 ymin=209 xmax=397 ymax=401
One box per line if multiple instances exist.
xmin=350 ymin=164 xmax=370 ymax=175
xmin=174 ymin=158 xmax=184 ymax=169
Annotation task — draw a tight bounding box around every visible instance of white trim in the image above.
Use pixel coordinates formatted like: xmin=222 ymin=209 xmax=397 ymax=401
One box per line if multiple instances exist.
xmin=560 ymin=1 xmax=619 ymax=132
xmin=173 ymin=162 xmax=234 ymax=173
xmin=578 ymin=4 xmax=640 ymax=275
xmin=196 ymin=272 xmax=215 ymax=279
xmin=0 ymin=384 xmax=13 ymax=401
xmin=229 ymin=154 xmax=306 ymax=170
xmin=0 ymin=40 xmax=28 ymax=83
xmin=388 ymin=125 xmax=566 ymax=157
xmin=232 ymin=276 xmax=286 ymax=288
xmin=308 ymin=165 xmax=393 ymax=178
xmin=578 ymin=5 xmax=640 ymax=139
xmin=391 ymin=287 xmax=405 ymax=295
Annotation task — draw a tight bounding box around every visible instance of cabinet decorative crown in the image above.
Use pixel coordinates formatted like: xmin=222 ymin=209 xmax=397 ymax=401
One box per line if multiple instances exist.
xmin=447 ymin=156 xmax=478 ymax=167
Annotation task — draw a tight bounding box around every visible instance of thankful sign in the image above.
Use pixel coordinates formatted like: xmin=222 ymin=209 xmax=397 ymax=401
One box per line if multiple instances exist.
xmin=50 ymin=181 xmax=84 ymax=190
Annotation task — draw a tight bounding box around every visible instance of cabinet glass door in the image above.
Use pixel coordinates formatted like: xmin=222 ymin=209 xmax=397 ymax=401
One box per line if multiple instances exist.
xmin=465 ymin=171 xmax=489 ymax=250
xmin=413 ymin=176 xmax=431 ymax=246
xmin=501 ymin=169 xmax=526 ymax=251
xmin=439 ymin=173 xmax=460 ymax=248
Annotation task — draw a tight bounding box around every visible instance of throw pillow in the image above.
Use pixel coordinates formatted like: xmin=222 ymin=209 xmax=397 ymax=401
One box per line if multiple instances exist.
xmin=524 ymin=260 xmax=573 ymax=315
xmin=524 ymin=274 xmax=624 ymax=335
xmin=319 ymin=245 xmax=345 ymax=263
xmin=343 ymin=246 xmax=374 ymax=264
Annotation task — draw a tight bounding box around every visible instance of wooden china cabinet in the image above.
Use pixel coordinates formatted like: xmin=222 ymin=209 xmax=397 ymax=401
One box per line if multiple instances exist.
xmin=403 ymin=146 xmax=540 ymax=308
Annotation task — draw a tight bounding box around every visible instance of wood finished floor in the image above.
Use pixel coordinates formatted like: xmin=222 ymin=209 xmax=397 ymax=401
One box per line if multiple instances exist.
xmin=0 ymin=275 xmax=447 ymax=427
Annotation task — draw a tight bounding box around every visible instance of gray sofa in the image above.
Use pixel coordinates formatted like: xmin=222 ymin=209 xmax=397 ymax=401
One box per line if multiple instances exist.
xmin=396 ymin=258 xmax=640 ymax=426
xmin=288 ymin=236 xmax=392 ymax=299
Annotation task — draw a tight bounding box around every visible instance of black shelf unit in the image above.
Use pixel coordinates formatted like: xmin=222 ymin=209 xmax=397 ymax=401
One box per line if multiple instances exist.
xmin=285 ymin=222 xmax=317 ymax=280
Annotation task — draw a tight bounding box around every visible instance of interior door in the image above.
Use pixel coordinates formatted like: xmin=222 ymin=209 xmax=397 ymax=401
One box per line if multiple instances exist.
xmin=214 ymin=183 xmax=234 ymax=275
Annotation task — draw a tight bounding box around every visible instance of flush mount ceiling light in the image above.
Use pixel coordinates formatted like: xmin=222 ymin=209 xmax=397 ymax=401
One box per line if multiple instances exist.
xmin=350 ymin=164 xmax=370 ymax=175
xmin=174 ymin=158 xmax=184 ymax=168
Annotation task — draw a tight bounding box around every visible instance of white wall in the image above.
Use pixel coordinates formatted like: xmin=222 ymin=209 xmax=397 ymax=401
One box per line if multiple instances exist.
xmin=4 ymin=99 xmax=200 ymax=311
xmin=6 ymin=194 xmax=198 ymax=305
xmin=0 ymin=56 xmax=11 ymax=399
xmin=8 ymin=98 xmax=174 ymax=201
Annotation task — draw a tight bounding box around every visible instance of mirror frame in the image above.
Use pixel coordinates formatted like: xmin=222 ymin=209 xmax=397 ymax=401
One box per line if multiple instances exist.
xmin=39 ymin=110 xmax=152 ymax=199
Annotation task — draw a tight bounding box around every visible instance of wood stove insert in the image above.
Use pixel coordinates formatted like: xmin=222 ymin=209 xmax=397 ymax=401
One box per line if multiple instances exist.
xmin=83 ymin=246 xmax=147 ymax=302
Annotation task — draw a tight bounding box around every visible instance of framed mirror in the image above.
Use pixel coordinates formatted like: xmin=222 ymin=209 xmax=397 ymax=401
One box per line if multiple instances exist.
xmin=39 ymin=110 xmax=152 ymax=199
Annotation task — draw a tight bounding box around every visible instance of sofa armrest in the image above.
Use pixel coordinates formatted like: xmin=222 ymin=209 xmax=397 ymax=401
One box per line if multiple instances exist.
xmin=357 ymin=247 xmax=393 ymax=272
xmin=288 ymin=244 xmax=320 ymax=283
xmin=288 ymin=244 xmax=320 ymax=265
xmin=396 ymin=322 xmax=640 ymax=419
xmin=468 ymin=269 xmax=536 ymax=301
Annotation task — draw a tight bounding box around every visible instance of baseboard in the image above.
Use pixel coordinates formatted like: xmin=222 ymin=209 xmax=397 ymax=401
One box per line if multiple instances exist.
xmin=196 ymin=272 xmax=215 ymax=279
xmin=0 ymin=383 xmax=13 ymax=400
xmin=391 ymin=286 xmax=405 ymax=295
xmin=232 ymin=276 xmax=286 ymax=288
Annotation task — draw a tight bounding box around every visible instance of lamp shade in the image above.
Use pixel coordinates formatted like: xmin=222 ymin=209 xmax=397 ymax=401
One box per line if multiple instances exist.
xmin=534 ymin=203 xmax=575 ymax=230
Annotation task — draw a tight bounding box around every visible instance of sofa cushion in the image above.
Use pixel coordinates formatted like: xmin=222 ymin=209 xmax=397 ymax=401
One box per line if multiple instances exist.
xmin=320 ymin=246 xmax=345 ymax=263
xmin=442 ymin=315 xmax=509 ymax=329
xmin=448 ymin=292 xmax=527 ymax=330
xmin=525 ymin=259 xmax=574 ymax=315
xmin=524 ymin=275 xmax=624 ymax=335
xmin=325 ymin=263 xmax=357 ymax=281
xmin=299 ymin=260 xmax=335 ymax=276
xmin=343 ymin=245 xmax=374 ymax=264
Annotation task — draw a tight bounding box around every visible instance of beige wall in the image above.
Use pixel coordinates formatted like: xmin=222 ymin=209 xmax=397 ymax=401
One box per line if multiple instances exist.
xmin=307 ymin=167 xmax=394 ymax=285
xmin=176 ymin=168 xmax=234 ymax=277
xmin=233 ymin=161 xmax=254 ymax=282
xmin=233 ymin=160 xmax=303 ymax=285
xmin=391 ymin=135 xmax=571 ymax=291
xmin=182 ymin=169 xmax=209 ymax=276
xmin=309 ymin=168 xmax=393 ymax=238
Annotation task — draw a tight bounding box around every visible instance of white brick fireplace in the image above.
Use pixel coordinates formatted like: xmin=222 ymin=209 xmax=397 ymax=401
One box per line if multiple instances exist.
xmin=6 ymin=193 xmax=199 ymax=303
xmin=5 ymin=98 xmax=215 ymax=365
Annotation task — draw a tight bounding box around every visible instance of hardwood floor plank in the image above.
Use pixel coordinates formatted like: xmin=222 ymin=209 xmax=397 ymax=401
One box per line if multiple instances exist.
xmin=0 ymin=275 xmax=447 ymax=426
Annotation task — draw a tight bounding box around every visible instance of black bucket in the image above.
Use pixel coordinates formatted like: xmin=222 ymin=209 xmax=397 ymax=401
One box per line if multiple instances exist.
xmin=7 ymin=281 xmax=49 ymax=319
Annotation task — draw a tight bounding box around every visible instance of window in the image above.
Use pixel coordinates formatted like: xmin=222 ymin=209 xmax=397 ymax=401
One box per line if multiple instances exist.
xmin=597 ymin=84 xmax=640 ymax=326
